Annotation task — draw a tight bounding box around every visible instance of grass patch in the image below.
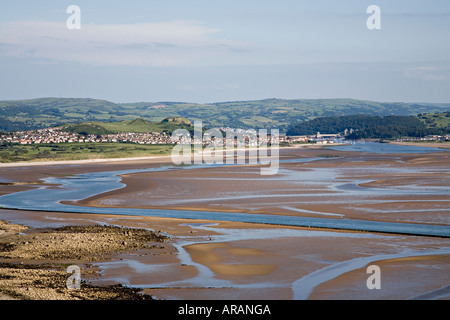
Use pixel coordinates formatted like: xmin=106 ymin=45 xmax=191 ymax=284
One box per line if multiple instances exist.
xmin=418 ymin=112 xmax=450 ymax=129
xmin=0 ymin=142 xmax=174 ymax=163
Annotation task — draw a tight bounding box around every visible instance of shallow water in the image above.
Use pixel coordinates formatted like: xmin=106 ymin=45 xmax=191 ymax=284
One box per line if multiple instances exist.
xmin=94 ymin=223 xmax=390 ymax=291
xmin=0 ymin=165 xmax=449 ymax=236
xmin=329 ymin=141 xmax=445 ymax=153
xmin=92 ymin=223 xmax=450 ymax=300
xmin=1 ymin=142 xmax=449 ymax=300
xmin=291 ymin=247 xmax=450 ymax=299
xmin=0 ymin=143 xmax=448 ymax=237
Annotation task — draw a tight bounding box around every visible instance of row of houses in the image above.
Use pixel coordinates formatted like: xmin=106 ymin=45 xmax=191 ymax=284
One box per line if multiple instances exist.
xmin=0 ymin=128 xmax=173 ymax=145
xmin=1 ymin=125 xmax=357 ymax=146
xmin=0 ymin=127 xmax=328 ymax=146
xmin=100 ymin=132 xmax=171 ymax=144
xmin=1 ymin=128 xmax=82 ymax=144
xmin=173 ymin=127 xmax=312 ymax=146
xmin=397 ymin=135 xmax=450 ymax=142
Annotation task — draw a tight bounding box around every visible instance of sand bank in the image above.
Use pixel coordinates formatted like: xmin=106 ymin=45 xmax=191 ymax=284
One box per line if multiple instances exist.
xmin=0 ymin=146 xmax=449 ymax=300
xmin=388 ymin=141 xmax=450 ymax=149
xmin=0 ymin=143 xmax=321 ymax=168
xmin=1 ymin=209 xmax=448 ymax=300
xmin=72 ymin=149 xmax=450 ymax=226
xmin=0 ymin=155 xmax=174 ymax=168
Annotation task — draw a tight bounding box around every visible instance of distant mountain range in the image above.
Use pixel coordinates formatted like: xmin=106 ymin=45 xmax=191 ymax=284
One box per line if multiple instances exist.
xmin=1 ymin=97 xmax=449 ymax=132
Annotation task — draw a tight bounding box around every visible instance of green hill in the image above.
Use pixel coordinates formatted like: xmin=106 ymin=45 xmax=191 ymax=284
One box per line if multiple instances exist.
xmin=119 ymin=98 xmax=450 ymax=130
xmin=160 ymin=117 xmax=192 ymax=125
xmin=62 ymin=117 xmax=193 ymax=135
xmin=62 ymin=123 xmax=113 ymax=136
xmin=1 ymin=97 xmax=450 ymax=132
xmin=0 ymin=97 xmax=128 ymax=131
xmin=417 ymin=112 xmax=450 ymax=129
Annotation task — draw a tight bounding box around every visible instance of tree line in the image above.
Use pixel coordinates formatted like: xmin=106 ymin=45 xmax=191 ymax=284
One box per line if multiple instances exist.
xmin=286 ymin=115 xmax=449 ymax=139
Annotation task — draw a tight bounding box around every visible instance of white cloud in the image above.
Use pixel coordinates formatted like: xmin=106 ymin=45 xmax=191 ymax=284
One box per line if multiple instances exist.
xmin=403 ymin=66 xmax=447 ymax=81
xmin=0 ymin=20 xmax=249 ymax=66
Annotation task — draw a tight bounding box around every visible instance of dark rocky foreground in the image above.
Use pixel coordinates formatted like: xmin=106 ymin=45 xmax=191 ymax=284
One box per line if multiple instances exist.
xmin=0 ymin=221 xmax=168 ymax=300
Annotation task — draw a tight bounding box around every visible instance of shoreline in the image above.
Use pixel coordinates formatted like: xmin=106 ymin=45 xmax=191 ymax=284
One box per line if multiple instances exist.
xmin=1 ymin=139 xmax=449 ymax=168
xmin=0 ymin=143 xmax=324 ymax=168
xmin=4 ymin=140 xmax=450 ymax=168
xmin=0 ymin=155 xmax=174 ymax=168
xmin=386 ymin=141 xmax=450 ymax=149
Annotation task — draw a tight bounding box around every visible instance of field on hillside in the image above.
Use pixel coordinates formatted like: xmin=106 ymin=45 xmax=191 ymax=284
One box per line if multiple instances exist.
xmin=418 ymin=112 xmax=450 ymax=129
xmin=63 ymin=118 xmax=193 ymax=135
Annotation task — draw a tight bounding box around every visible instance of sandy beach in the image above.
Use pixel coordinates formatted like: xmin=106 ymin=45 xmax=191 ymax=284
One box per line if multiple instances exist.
xmin=387 ymin=141 xmax=450 ymax=149
xmin=0 ymin=144 xmax=449 ymax=300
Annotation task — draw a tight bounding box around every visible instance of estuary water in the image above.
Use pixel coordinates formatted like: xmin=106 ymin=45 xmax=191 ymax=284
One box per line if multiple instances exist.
xmin=329 ymin=141 xmax=445 ymax=153
xmin=0 ymin=142 xmax=449 ymax=237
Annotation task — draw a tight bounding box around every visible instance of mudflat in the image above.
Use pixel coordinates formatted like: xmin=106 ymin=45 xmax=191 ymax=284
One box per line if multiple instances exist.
xmin=0 ymin=144 xmax=449 ymax=300
xmin=74 ymin=146 xmax=450 ymax=225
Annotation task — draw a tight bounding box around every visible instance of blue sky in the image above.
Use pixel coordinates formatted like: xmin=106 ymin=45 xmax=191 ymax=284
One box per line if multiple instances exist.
xmin=1 ymin=0 xmax=449 ymax=103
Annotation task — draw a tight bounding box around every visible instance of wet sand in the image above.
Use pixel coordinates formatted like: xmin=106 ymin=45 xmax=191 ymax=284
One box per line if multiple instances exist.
xmin=1 ymin=208 xmax=448 ymax=300
xmin=0 ymin=145 xmax=449 ymax=300
xmin=74 ymin=147 xmax=450 ymax=225
xmin=388 ymin=141 xmax=450 ymax=149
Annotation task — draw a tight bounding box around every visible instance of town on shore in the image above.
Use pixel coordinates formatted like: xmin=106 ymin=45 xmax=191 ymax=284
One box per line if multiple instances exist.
xmin=1 ymin=126 xmax=448 ymax=147
xmin=0 ymin=126 xmax=311 ymax=146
